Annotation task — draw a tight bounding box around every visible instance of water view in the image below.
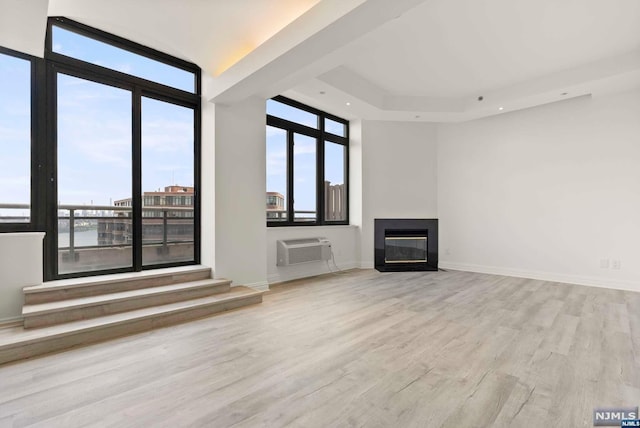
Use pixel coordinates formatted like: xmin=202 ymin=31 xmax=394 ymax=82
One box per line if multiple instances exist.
xmin=58 ymin=229 xmax=99 ymax=248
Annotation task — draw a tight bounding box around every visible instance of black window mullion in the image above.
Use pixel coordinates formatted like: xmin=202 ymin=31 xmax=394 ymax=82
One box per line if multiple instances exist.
xmin=33 ymin=58 xmax=47 ymax=234
xmin=317 ymin=126 xmax=325 ymax=225
xmin=132 ymin=88 xmax=142 ymax=271
xmin=323 ymin=133 xmax=348 ymax=145
xmin=193 ymin=104 xmax=201 ymax=264
xmin=47 ymin=53 xmax=197 ymax=105
xmin=45 ymin=63 xmax=59 ymax=280
xmin=287 ymin=130 xmax=294 ymax=223
xmin=267 ymin=115 xmax=319 ymax=139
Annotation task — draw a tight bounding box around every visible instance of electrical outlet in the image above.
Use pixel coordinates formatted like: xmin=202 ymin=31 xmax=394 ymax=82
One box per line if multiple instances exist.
xmin=600 ymin=258 xmax=610 ymax=268
xmin=612 ymin=259 xmax=621 ymax=270
xmin=445 ymin=248 xmax=451 ymax=256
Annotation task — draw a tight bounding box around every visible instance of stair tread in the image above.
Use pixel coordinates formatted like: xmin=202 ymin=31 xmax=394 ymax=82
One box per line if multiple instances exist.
xmin=22 ymin=279 xmax=232 ymax=316
xmin=2 ymin=286 xmax=262 ymax=348
xmin=24 ymin=265 xmax=212 ymax=293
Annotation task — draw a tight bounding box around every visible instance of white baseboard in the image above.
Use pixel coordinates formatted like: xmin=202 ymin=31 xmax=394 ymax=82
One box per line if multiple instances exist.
xmin=359 ymin=261 xmax=374 ymax=269
xmin=268 ymin=261 xmax=359 ymax=285
xmin=243 ymin=281 xmax=270 ymax=292
xmin=0 ymin=316 xmax=23 ymax=327
xmin=439 ymin=261 xmax=640 ymax=293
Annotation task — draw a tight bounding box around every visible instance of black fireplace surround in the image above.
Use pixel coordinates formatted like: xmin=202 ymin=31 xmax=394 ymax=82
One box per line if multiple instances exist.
xmin=375 ymin=218 xmax=438 ymax=272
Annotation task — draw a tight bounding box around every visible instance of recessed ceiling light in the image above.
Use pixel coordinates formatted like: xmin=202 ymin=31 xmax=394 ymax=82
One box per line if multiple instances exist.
xmin=498 ymin=107 xmax=504 ymax=111
xmin=561 ymin=92 xmax=568 ymax=96
xmin=346 ymin=102 xmax=351 ymax=106
xmin=415 ymin=115 xmax=421 ymax=119
xmin=319 ymin=91 xmax=326 ymax=95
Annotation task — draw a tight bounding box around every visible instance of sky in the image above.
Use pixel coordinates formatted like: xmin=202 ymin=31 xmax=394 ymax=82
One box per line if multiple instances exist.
xmin=56 ymin=74 xmax=194 ymax=207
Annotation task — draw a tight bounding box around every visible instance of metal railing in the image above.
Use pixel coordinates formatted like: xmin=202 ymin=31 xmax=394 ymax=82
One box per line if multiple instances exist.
xmin=60 ymin=204 xmax=194 ymax=258
xmin=0 ymin=203 xmax=194 ymax=257
xmin=266 ymin=210 xmax=317 ymax=221
xmin=0 ymin=203 xmax=30 ymax=223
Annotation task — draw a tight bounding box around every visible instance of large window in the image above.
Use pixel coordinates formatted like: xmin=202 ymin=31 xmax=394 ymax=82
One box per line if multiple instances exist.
xmin=266 ymin=96 xmax=349 ymax=226
xmin=45 ymin=17 xmax=201 ymax=279
xmin=0 ymin=48 xmax=34 ymax=228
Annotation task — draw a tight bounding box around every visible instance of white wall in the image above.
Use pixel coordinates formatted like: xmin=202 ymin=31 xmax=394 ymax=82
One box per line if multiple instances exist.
xmin=0 ymin=0 xmax=48 ymax=57
xmin=0 ymin=233 xmax=44 ymax=322
xmin=214 ymin=96 xmax=268 ymax=289
xmin=350 ymin=119 xmax=363 ymax=263
xmin=360 ymin=120 xmax=439 ymax=267
xmin=267 ymin=226 xmax=359 ymax=283
xmin=200 ymin=74 xmax=216 ymax=271
xmin=438 ymin=90 xmax=640 ymax=292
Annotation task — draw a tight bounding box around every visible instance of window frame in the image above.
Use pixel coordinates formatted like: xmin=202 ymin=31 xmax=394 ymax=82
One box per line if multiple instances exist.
xmin=266 ymin=95 xmax=349 ymax=227
xmin=0 ymin=46 xmax=45 ymax=233
xmin=43 ymin=17 xmax=202 ymax=280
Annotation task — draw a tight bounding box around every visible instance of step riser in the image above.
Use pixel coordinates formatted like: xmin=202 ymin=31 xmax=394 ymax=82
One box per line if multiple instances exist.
xmin=1 ymin=293 xmax=262 ymax=365
xmin=24 ymin=283 xmax=231 ymax=328
xmin=25 ymin=270 xmax=212 ymax=304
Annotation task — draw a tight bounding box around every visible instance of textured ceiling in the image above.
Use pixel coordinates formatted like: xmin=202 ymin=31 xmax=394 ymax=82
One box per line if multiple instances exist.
xmin=341 ymin=0 xmax=640 ymax=98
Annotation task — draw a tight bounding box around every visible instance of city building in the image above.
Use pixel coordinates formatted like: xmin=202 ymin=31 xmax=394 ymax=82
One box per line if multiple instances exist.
xmin=98 ymin=185 xmax=194 ymax=246
xmin=266 ymin=191 xmax=285 ymax=220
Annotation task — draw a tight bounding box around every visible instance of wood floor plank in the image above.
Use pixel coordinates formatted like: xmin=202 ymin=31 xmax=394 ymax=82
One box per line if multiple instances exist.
xmin=0 ymin=269 xmax=638 ymax=428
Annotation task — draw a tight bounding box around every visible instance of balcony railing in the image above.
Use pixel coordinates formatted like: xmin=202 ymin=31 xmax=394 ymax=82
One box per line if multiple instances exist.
xmin=0 ymin=203 xmax=195 ymax=273
xmin=0 ymin=203 xmax=30 ymax=223
xmin=266 ymin=210 xmax=317 ymax=222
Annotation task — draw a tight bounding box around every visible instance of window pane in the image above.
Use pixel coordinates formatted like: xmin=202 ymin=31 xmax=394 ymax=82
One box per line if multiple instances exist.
xmin=294 ymin=134 xmax=316 ymax=222
xmin=267 ymin=99 xmax=318 ymax=128
xmin=324 ymin=142 xmax=347 ymax=221
xmin=0 ymin=53 xmax=30 ymax=223
xmin=325 ymin=118 xmax=346 ymax=137
xmin=266 ymin=126 xmax=287 ymax=222
xmin=52 ymin=25 xmax=195 ymax=93
xmin=142 ymin=97 xmax=195 ymax=266
xmin=57 ymin=73 xmax=133 ymax=274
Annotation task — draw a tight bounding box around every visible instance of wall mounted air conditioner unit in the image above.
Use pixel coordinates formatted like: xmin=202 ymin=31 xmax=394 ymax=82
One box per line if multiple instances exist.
xmin=277 ymin=237 xmax=331 ymax=266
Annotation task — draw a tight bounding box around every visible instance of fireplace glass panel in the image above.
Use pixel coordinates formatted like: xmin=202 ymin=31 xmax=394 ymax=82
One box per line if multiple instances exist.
xmin=384 ymin=237 xmax=427 ymax=263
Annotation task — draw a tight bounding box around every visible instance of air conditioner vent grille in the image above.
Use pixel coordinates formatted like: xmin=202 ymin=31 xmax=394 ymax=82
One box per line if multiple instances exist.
xmin=276 ymin=237 xmax=331 ymax=266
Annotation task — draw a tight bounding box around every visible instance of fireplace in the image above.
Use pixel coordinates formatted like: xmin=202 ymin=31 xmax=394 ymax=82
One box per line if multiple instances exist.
xmin=375 ymin=219 xmax=438 ymax=272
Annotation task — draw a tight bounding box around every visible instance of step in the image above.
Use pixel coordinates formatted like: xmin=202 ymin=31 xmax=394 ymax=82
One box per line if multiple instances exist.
xmin=24 ymin=266 xmax=212 ymax=304
xmin=0 ymin=286 xmax=263 ymax=366
xmin=22 ymin=279 xmax=232 ymax=328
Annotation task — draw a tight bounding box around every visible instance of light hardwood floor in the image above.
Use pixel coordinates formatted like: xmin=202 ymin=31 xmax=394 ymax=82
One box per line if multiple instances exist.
xmin=0 ymin=269 xmax=638 ymax=427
